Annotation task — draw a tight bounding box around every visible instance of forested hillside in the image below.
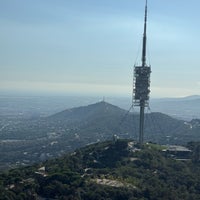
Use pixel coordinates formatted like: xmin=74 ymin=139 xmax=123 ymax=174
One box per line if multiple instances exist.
xmin=1 ymin=140 xmax=200 ymax=199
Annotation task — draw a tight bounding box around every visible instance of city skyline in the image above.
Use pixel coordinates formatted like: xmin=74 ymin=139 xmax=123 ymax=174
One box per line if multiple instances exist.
xmin=1 ymin=0 xmax=200 ymax=98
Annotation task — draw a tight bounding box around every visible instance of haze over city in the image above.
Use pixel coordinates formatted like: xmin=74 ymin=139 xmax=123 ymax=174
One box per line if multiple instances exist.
xmin=1 ymin=0 xmax=200 ymax=98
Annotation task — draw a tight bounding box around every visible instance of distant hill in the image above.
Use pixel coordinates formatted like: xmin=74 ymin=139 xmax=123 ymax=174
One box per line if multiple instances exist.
xmin=150 ymin=95 xmax=200 ymax=120
xmin=1 ymin=140 xmax=200 ymax=199
xmin=0 ymin=101 xmax=200 ymax=170
xmin=0 ymin=95 xmax=199 ymax=120
xmin=48 ymin=101 xmax=196 ymax=145
xmin=49 ymin=101 xmax=126 ymax=123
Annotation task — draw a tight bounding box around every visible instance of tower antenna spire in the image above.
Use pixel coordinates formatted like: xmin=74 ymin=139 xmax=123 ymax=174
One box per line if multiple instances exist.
xmin=133 ymin=0 xmax=151 ymax=146
xmin=142 ymin=0 xmax=147 ymax=67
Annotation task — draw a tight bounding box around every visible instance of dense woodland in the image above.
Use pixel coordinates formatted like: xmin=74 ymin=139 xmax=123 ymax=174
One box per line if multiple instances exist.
xmin=1 ymin=140 xmax=200 ymax=199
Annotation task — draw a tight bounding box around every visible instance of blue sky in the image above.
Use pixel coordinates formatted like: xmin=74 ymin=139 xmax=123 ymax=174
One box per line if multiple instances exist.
xmin=0 ymin=0 xmax=200 ymax=98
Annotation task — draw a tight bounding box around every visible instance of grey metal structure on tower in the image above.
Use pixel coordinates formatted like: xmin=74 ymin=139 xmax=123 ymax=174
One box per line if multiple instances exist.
xmin=133 ymin=0 xmax=151 ymax=145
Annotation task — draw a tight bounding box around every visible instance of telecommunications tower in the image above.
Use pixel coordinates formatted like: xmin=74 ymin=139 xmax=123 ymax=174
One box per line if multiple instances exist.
xmin=133 ymin=0 xmax=151 ymax=145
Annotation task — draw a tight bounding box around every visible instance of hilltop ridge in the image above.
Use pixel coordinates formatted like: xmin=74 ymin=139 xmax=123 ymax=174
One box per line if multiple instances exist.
xmin=49 ymin=101 xmax=126 ymax=121
xmin=1 ymin=139 xmax=200 ymax=199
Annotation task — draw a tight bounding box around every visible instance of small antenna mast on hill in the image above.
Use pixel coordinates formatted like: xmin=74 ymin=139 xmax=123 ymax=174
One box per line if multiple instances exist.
xmin=133 ymin=0 xmax=151 ymax=145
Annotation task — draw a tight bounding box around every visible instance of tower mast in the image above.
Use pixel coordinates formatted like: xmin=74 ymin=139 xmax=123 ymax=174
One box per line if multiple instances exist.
xmin=142 ymin=0 xmax=147 ymax=67
xmin=133 ymin=0 xmax=151 ymax=145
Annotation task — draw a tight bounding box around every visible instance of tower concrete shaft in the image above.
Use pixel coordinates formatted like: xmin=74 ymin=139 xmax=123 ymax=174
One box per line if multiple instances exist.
xmin=139 ymin=102 xmax=145 ymax=145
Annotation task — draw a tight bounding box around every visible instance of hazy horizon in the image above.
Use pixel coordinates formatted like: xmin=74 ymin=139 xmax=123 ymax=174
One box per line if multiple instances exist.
xmin=0 ymin=90 xmax=199 ymax=100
